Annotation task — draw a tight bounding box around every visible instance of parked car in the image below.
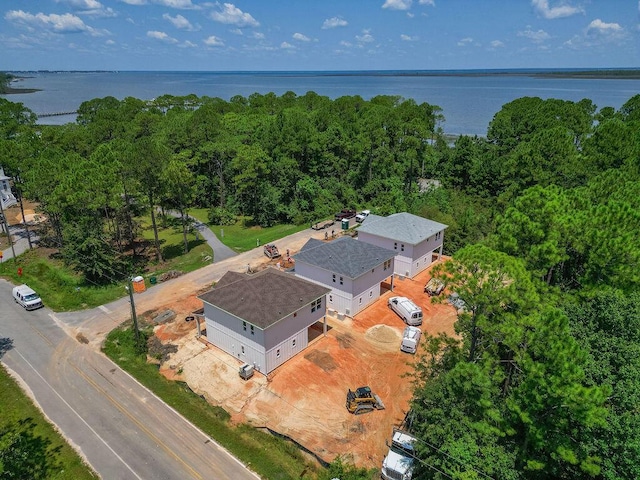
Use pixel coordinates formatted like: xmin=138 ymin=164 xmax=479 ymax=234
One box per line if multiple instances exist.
xmin=400 ymin=326 xmax=422 ymax=354
xmin=334 ymin=208 xmax=357 ymax=221
xmin=12 ymin=284 xmax=44 ymax=311
xmin=355 ymin=210 xmax=370 ymax=223
xmin=388 ymin=296 xmax=423 ymax=326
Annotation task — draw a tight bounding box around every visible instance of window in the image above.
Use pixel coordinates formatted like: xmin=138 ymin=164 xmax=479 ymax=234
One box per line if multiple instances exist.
xmin=339 ymin=276 xmax=343 ymax=285
xmin=369 ymin=291 xmax=373 ymax=297
xmin=332 ymin=274 xmax=336 ymax=283
xmin=359 ymin=297 xmax=362 ymax=304
xmin=329 ymin=294 xmax=333 ymax=303
xmin=241 ymin=346 xmax=245 ymax=354
xmin=242 ymin=321 xmax=247 ymax=331
xmin=384 ymin=259 xmax=391 ymax=271
xmin=371 ymin=268 xmax=375 ymax=273
xmin=401 ymin=244 xmax=405 ymax=252
xmin=250 ymin=325 xmax=255 ymax=335
xmin=276 ymin=349 xmax=281 ymax=358
xmin=292 ymin=339 xmax=296 ymax=347
xmin=394 ymin=242 xmax=398 ymax=250
xmin=311 ymin=298 xmax=322 ymax=312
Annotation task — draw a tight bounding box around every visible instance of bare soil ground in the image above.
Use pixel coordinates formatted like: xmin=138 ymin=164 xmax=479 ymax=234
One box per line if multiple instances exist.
xmin=148 ymin=235 xmax=458 ymax=468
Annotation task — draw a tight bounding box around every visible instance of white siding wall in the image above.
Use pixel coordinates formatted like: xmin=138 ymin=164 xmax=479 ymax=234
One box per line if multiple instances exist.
xmin=265 ymin=329 xmax=309 ymax=373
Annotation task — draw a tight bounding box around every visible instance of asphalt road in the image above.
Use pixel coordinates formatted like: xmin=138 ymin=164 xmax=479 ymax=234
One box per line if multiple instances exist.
xmin=0 ymin=279 xmax=260 ymax=480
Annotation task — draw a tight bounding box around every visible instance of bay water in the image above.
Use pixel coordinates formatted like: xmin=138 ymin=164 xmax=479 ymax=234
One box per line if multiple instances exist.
xmin=4 ymin=70 xmax=639 ymax=137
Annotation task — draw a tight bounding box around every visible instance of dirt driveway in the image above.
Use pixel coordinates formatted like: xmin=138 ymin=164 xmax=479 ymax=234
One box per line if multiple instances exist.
xmin=152 ymin=240 xmax=458 ymax=468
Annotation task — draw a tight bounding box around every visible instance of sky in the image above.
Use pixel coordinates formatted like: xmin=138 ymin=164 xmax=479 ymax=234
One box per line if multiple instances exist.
xmin=2 ymin=0 xmax=638 ymax=71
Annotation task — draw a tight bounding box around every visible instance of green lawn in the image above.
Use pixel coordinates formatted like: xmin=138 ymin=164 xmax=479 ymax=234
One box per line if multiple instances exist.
xmin=189 ymin=209 xmax=308 ymax=253
xmin=0 ymin=365 xmax=98 ymax=479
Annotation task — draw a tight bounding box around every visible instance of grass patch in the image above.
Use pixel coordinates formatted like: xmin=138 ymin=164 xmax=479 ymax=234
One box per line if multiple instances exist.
xmin=189 ymin=209 xmax=307 ymax=253
xmin=103 ymin=325 xmax=321 ymax=480
xmin=0 ymin=215 xmax=213 ymax=312
xmin=0 ymin=249 xmax=125 ymax=311
xmin=0 ymin=364 xmax=98 ymax=479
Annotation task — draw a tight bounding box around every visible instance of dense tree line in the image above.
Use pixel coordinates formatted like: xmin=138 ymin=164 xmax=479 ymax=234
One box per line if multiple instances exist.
xmin=1 ymin=90 xmax=639 ymax=478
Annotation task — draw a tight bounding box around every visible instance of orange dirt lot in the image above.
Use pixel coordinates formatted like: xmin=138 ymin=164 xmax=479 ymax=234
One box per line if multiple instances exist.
xmin=155 ymin=258 xmax=457 ymax=468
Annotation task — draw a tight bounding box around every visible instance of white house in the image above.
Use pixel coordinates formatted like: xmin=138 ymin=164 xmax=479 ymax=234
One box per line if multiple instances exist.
xmin=198 ymin=268 xmax=330 ymax=375
xmin=0 ymin=167 xmax=17 ymax=210
xmin=357 ymin=212 xmax=447 ymax=279
xmin=293 ymin=236 xmax=397 ymax=318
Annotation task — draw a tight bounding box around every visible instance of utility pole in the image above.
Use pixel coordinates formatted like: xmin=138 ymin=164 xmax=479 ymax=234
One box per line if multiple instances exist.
xmin=127 ymin=278 xmax=141 ymax=348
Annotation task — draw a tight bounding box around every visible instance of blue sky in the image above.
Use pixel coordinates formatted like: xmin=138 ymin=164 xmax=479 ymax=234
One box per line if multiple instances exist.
xmin=2 ymin=0 xmax=638 ymax=71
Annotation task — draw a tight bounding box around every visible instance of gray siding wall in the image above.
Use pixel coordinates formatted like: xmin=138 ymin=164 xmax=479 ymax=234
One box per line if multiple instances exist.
xmin=358 ymin=231 xmax=444 ymax=278
xmin=203 ymin=298 xmax=327 ymax=375
xmin=203 ymin=303 xmax=267 ymax=373
xmin=295 ymin=261 xmax=354 ymax=315
xmin=295 ymin=259 xmax=392 ymax=317
xmin=263 ymin=300 xmax=326 ymax=350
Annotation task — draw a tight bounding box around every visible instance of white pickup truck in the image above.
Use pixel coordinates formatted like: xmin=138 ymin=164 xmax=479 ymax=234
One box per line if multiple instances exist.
xmin=12 ymin=284 xmax=44 ymax=311
xmin=381 ymin=429 xmax=417 ymax=480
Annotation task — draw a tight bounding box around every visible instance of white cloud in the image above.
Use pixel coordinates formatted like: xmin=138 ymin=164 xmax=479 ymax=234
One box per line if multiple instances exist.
xmin=105 ymin=38 xmax=115 ymax=44
xmin=211 ymin=3 xmax=258 ymax=27
xmin=340 ymin=40 xmax=352 ymax=47
xmin=490 ymin=40 xmax=505 ymax=48
xmin=147 ymin=30 xmax=178 ymax=43
xmin=457 ymin=37 xmax=474 ymax=46
xmin=587 ymin=18 xmax=622 ymax=35
xmin=518 ymin=26 xmax=550 ymax=42
xmin=280 ymin=41 xmax=294 ymax=49
xmin=5 ymin=9 xmax=106 ymax=35
xmin=180 ymin=40 xmax=197 ymax=47
xmin=56 ymin=0 xmax=117 ymax=17
xmin=356 ymin=30 xmax=374 ymax=43
xmin=400 ymin=34 xmax=418 ymax=41
xmin=154 ymin=0 xmax=196 ymax=8
xmin=203 ymin=35 xmax=224 ymax=46
xmin=322 ymin=17 xmax=347 ymax=29
xmin=418 ymin=0 xmax=435 ymax=5
xmin=293 ymin=32 xmax=310 ymax=42
xmin=230 ymin=28 xmax=243 ymax=35
xmin=163 ymin=13 xmax=198 ymax=30
xmin=531 ymin=0 xmax=583 ymax=19
xmin=383 ymin=0 xmax=412 ymax=10
xmin=252 ymin=32 xmax=265 ymax=39
xmin=119 ymin=0 xmax=146 ymax=4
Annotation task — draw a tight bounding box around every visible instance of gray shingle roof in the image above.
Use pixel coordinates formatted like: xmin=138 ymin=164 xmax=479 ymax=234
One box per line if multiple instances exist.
xmin=293 ymin=236 xmax=397 ymax=279
xmin=357 ymin=212 xmax=447 ymax=245
xmin=198 ymin=268 xmax=330 ymax=329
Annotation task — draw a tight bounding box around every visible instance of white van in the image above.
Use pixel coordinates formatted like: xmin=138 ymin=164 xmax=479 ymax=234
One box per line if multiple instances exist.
xmin=400 ymin=326 xmax=421 ymax=354
xmin=388 ymin=296 xmax=423 ymax=326
xmin=12 ymin=284 xmax=44 ymax=311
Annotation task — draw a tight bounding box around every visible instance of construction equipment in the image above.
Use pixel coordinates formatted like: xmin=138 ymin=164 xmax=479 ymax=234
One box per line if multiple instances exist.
xmin=424 ymin=277 xmax=445 ymax=296
xmin=263 ymin=244 xmax=281 ymax=259
xmin=346 ymin=386 xmax=385 ymax=415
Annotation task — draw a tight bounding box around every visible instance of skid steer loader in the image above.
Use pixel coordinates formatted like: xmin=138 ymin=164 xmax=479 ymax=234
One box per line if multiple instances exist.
xmin=346 ymin=386 xmax=385 ymax=415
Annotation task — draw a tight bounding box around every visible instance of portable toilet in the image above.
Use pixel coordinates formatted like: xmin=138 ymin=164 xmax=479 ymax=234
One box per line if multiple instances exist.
xmin=132 ymin=275 xmax=146 ymax=293
xmin=341 ymin=219 xmax=349 ymax=230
